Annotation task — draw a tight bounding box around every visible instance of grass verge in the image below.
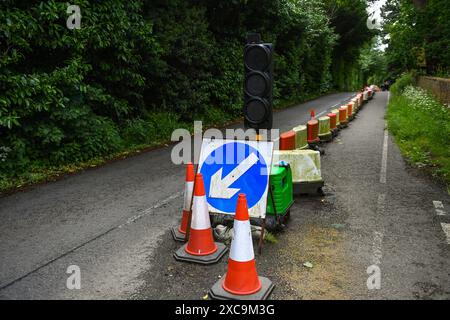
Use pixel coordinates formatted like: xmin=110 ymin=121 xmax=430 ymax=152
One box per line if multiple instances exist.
xmin=386 ymin=85 xmax=450 ymax=190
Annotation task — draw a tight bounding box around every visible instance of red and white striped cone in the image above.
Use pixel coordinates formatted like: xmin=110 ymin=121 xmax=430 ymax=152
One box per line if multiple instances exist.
xmin=209 ymin=194 xmax=274 ymax=300
xmin=171 ymin=162 xmax=195 ymax=242
xmin=174 ymin=173 xmax=228 ymax=265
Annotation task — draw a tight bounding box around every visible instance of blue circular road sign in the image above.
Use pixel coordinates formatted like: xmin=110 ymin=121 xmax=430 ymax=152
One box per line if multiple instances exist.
xmin=200 ymin=142 xmax=269 ymax=214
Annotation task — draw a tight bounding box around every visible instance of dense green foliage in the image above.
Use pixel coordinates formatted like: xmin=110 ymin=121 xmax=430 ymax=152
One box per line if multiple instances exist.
xmin=387 ymin=77 xmax=450 ymax=186
xmin=388 ymin=71 xmax=414 ymax=95
xmin=0 ymin=0 xmax=371 ymax=191
xmin=382 ymin=0 xmax=450 ymax=77
xmin=357 ymin=36 xmax=390 ymax=86
xmin=325 ymin=0 xmax=373 ymax=90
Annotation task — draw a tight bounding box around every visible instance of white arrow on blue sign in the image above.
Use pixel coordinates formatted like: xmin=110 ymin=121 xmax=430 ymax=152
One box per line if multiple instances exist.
xmin=198 ymin=138 xmax=273 ymax=218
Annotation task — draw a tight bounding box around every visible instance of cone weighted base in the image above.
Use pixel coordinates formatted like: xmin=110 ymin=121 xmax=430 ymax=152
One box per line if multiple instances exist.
xmin=174 ymin=242 xmax=228 ymax=265
xmin=339 ymin=121 xmax=348 ymax=129
xmin=331 ymin=128 xmax=339 ymax=138
xmin=209 ymin=276 xmax=274 ymax=300
xmin=171 ymin=226 xmax=186 ymax=242
xmin=318 ymin=132 xmax=332 ymax=142
xmin=307 ymin=139 xmax=320 ymax=150
xmin=299 ymin=144 xmax=310 ymax=150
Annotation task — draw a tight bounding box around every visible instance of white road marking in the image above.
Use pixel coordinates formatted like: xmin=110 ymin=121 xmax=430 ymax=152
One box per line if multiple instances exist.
xmin=440 ymin=223 xmax=450 ymax=244
xmin=315 ymin=110 xmax=327 ymax=117
xmin=371 ymin=95 xmax=391 ymax=267
xmin=433 ymin=200 xmax=446 ymax=216
xmin=124 ymin=191 xmax=183 ymax=225
xmin=433 ymin=200 xmax=444 ymax=209
xmin=372 ymin=193 xmax=386 ymax=265
xmin=372 ymin=231 xmax=384 ymax=265
xmin=380 ymin=124 xmax=388 ymax=184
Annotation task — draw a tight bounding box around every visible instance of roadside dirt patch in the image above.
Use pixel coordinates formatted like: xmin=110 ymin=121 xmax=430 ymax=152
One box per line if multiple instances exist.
xmin=274 ymin=223 xmax=354 ymax=299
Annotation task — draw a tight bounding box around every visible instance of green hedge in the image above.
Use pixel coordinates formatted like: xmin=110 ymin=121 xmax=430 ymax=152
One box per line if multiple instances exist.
xmin=0 ymin=0 xmax=371 ymax=190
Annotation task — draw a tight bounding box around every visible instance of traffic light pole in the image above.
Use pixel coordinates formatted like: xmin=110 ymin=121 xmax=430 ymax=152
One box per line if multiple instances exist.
xmin=244 ymin=34 xmax=275 ymax=255
xmin=255 ymin=130 xmax=265 ymax=255
xmin=255 ymin=129 xmax=280 ymax=255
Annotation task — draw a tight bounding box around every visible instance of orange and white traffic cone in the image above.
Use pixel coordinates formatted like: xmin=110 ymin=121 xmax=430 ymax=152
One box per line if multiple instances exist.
xmin=209 ymin=194 xmax=274 ymax=300
xmin=174 ymin=173 xmax=228 ymax=264
xmin=171 ymin=162 xmax=195 ymax=242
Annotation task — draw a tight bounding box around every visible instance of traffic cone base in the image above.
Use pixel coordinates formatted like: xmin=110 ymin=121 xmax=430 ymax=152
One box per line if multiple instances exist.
xmin=171 ymin=226 xmax=186 ymax=242
xmin=174 ymin=242 xmax=228 ymax=265
xmin=209 ymin=276 xmax=274 ymax=301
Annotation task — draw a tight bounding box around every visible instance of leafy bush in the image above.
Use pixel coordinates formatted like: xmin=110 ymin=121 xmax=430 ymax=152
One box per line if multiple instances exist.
xmin=390 ymin=73 xmax=415 ymax=95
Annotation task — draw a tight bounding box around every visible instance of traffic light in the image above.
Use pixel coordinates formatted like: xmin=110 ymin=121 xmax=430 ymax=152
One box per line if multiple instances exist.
xmin=243 ymin=34 xmax=274 ymax=130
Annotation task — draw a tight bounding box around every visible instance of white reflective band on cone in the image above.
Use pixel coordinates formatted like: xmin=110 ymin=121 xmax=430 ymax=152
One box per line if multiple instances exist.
xmin=183 ymin=181 xmax=194 ymax=211
xmin=191 ymin=195 xmax=211 ymax=230
xmin=229 ymin=220 xmax=254 ymax=262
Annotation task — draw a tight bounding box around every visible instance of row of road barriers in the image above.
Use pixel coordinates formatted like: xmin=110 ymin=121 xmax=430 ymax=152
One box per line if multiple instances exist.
xmin=274 ymin=89 xmax=372 ymax=196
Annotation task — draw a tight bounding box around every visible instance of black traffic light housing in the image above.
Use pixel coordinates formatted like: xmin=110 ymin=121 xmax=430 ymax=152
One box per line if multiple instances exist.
xmin=243 ymin=34 xmax=274 ymax=130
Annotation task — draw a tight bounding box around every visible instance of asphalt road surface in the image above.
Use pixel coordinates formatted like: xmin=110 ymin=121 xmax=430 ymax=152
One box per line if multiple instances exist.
xmin=1 ymin=91 xmax=449 ymax=299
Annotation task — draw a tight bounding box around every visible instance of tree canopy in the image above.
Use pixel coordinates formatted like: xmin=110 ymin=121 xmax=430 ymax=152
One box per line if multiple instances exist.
xmin=382 ymin=0 xmax=450 ymax=77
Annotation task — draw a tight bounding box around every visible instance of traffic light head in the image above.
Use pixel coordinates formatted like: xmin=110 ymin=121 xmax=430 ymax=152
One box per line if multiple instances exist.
xmin=243 ymin=37 xmax=273 ymax=131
